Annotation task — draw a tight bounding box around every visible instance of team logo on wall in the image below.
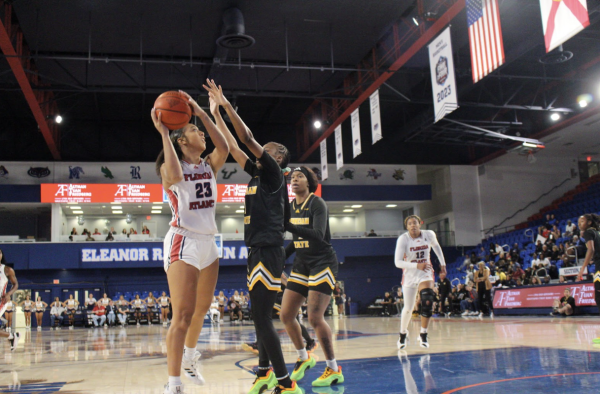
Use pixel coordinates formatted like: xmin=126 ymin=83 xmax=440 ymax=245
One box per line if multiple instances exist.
xmin=69 ymin=166 xmax=85 ymax=179
xmin=130 ymin=166 xmax=141 ymax=179
xmin=0 ymin=165 xmax=8 ymax=178
xmin=339 ymin=168 xmax=355 ymax=180
xmin=27 ymin=167 xmax=51 ymax=178
xmin=101 ymin=166 xmax=114 ymax=179
xmin=367 ymin=168 xmax=382 ymax=180
xmin=221 ymin=167 xmax=237 ymax=180
xmin=393 ymin=169 xmax=406 ymax=181
xmin=311 ymin=167 xmax=322 ymax=181
xmin=436 ymin=56 xmax=449 ymax=85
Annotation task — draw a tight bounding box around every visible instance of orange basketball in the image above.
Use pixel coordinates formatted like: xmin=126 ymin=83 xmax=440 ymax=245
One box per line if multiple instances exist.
xmin=154 ymin=91 xmax=192 ymax=130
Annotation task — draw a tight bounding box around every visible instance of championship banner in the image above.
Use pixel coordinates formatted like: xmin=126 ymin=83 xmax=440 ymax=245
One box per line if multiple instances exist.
xmin=320 ymin=139 xmax=329 ymax=181
xmin=335 ymin=125 xmax=344 ymax=170
xmin=351 ymin=108 xmax=362 ymax=158
xmin=369 ymin=89 xmax=383 ymax=145
xmin=428 ymin=26 xmax=459 ymax=122
xmin=493 ymin=282 xmax=596 ymax=309
xmin=540 ymin=0 xmax=589 ymax=53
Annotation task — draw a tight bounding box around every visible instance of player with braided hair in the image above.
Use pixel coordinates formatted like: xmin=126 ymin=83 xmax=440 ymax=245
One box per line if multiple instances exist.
xmin=577 ymin=213 xmax=600 ymax=344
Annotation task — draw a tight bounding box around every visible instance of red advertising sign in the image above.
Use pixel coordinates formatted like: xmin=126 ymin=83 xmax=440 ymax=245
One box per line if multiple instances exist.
xmin=41 ymin=184 xmax=164 ymax=203
xmin=493 ymin=283 xmax=596 ymax=309
xmin=217 ymin=184 xmax=322 ymax=203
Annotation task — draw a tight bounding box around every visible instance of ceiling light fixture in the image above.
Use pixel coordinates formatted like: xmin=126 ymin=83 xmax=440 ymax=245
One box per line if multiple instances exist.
xmin=412 ymin=17 xmax=419 ymax=26
xmin=386 ymin=204 xmax=397 ymax=208
xmin=110 ymin=202 xmax=120 ymax=205
xmin=111 ymin=206 xmax=123 ymax=210
xmin=351 ymin=205 xmax=362 ymax=208
xmin=151 ymin=210 xmax=161 ymax=214
xmin=153 ymin=202 xmax=163 ymax=205
xmin=550 ymin=113 xmax=561 ymax=121
xmin=579 ymin=100 xmax=588 ymax=108
xmin=235 ymin=209 xmax=244 ymax=213
xmin=55 ymin=115 xmax=63 ymax=124
xmin=73 ymin=210 xmax=83 ymax=214
xmin=314 ymin=120 xmax=322 ymax=129
xmin=112 ymin=211 xmax=123 ymax=214
xmin=343 ymin=209 xmax=354 ymax=213
xmin=69 ymin=206 xmax=81 ymax=210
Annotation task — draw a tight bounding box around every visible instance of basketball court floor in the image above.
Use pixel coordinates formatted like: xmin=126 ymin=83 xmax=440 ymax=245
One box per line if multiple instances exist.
xmin=1 ymin=315 xmax=600 ymax=393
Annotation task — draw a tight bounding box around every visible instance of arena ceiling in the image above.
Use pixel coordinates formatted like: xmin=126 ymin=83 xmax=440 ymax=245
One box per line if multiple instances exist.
xmin=0 ymin=0 xmax=600 ymax=166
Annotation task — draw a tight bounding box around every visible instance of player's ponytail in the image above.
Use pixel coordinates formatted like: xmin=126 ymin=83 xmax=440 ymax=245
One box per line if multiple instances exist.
xmin=582 ymin=213 xmax=600 ymax=230
xmin=155 ymin=127 xmax=186 ymax=177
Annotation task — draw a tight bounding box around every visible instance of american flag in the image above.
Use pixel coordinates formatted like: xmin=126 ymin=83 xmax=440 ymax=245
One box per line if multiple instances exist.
xmin=467 ymin=0 xmax=505 ymax=83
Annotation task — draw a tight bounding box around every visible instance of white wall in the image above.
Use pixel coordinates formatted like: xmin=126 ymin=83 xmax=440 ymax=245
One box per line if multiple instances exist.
xmin=417 ymin=166 xmax=454 ymax=223
xmin=364 ymin=209 xmax=403 ymax=232
xmin=329 ymin=216 xmax=358 ymax=234
xmin=220 ymin=217 xmax=244 ymax=233
xmin=450 ymin=166 xmax=483 ymax=246
xmin=477 ymin=154 xmax=578 ymax=232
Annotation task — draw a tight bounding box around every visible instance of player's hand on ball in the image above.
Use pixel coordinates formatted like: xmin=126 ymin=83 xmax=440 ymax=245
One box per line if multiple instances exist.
xmin=203 ymin=79 xmax=229 ymax=107
xmin=178 ymin=90 xmax=204 ymax=117
xmin=151 ymin=108 xmax=169 ymax=137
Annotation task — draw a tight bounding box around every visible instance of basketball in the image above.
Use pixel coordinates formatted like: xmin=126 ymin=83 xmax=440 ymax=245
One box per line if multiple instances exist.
xmin=154 ymin=91 xmax=192 ymax=130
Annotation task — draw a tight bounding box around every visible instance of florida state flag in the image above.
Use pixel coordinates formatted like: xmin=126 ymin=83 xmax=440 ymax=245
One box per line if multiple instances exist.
xmin=540 ymin=0 xmax=589 ymax=53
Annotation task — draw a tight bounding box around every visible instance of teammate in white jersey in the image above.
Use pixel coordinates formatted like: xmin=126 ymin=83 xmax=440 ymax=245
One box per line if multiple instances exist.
xmin=0 ymin=249 xmax=21 ymax=350
xmin=152 ymin=88 xmax=229 ymax=394
xmin=395 ymin=215 xmax=446 ymax=349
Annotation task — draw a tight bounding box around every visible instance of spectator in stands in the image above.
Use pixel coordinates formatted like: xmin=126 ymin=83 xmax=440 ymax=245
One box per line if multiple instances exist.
xmin=466 ymin=264 xmax=475 ymax=283
xmin=544 ymin=214 xmax=553 ymax=230
xmin=142 ymin=225 xmax=150 ymax=235
xmin=543 ymin=276 xmax=551 ymax=284
xmin=523 ymin=268 xmax=533 ymax=285
xmin=490 ymin=243 xmax=503 ymax=260
xmin=530 ymin=276 xmax=541 ymax=286
xmin=488 ymin=261 xmax=497 ymax=275
xmin=458 ymin=254 xmax=471 ymax=272
xmin=549 ymin=214 xmax=557 ymax=225
xmin=511 ymin=265 xmax=525 ymax=286
xmin=381 ymin=292 xmax=394 ymax=316
xmin=109 ymin=227 xmax=117 ymax=235
xmin=333 ymin=282 xmax=345 ymax=317
xmin=105 ymin=300 xmax=117 ymax=327
xmin=563 ymin=220 xmax=576 ymax=238
xmin=85 ymin=234 xmax=95 ymax=242
xmin=367 ymin=229 xmax=377 ymax=237
xmin=82 ymin=228 xmax=90 ymax=236
xmin=510 ymin=243 xmax=520 ymax=263
xmin=122 ymin=229 xmax=127 ymax=235
xmin=541 ymin=244 xmax=549 ymax=257
xmin=68 ymin=235 xmax=73 ymax=242
xmin=105 ymin=233 xmax=114 ymax=241
xmin=572 ymin=235 xmax=588 ymax=260
xmin=460 ymin=285 xmax=478 ymax=316
xmin=129 ymin=228 xmax=137 ymax=235
xmin=559 ymin=275 xmax=567 ymax=283
xmin=551 ymin=245 xmax=561 ymax=261
xmin=551 ymin=225 xmax=561 ymax=241
xmin=516 ymin=278 xmax=523 ymax=286
xmin=551 ymin=288 xmax=575 ymax=316
xmin=535 ymin=240 xmax=544 ymax=254
xmin=559 ymin=243 xmax=566 ymax=255
xmin=85 ymin=294 xmax=97 ymax=311
xmin=91 ymin=303 xmax=106 ymax=327
xmin=117 ymin=302 xmax=129 ymax=327
xmin=497 ymin=257 xmax=507 ymax=271
xmin=93 ymin=228 xmax=101 ymax=235
xmin=469 ymin=252 xmax=478 ymax=265
xmin=437 ymin=272 xmax=451 ymax=315
xmin=394 ymin=288 xmax=404 ymax=316
xmin=117 ymin=295 xmax=128 ymax=307
xmin=70 ymin=228 xmax=78 ymax=236
xmin=478 ymin=246 xmax=487 ymax=262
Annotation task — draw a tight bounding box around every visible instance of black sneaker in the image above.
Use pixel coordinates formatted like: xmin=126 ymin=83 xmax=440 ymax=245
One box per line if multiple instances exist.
xmin=397 ymin=332 xmax=408 ymax=349
xmin=306 ymin=340 xmax=319 ymax=353
xmin=418 ymin=333 xmax=429 ymax=348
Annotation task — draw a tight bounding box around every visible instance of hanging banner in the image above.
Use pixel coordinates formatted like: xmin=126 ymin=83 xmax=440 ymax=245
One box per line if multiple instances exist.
xmin=334 ymin=125 xmax=344 ymax=170
xmin=369 ymin=90 xmax=383 ymax=144
xmin=540 ymin=0 xmax=589 ymax=53
xmin=351 ymin=108 xmax=362 ymax=158
xmin=428 ymin=26 xmax=459 ymax=123
xmin=320 ymin=139 xmax=328 ymax=181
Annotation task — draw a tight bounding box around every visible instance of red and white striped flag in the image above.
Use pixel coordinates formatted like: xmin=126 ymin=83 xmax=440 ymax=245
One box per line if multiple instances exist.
xmin=540 ymin=0 xmax=589 ymax=53
xmin=467 ymin=0 xmax=505 ymax=83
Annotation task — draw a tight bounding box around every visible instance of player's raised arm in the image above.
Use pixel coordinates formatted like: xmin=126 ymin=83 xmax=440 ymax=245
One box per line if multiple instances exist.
xmin=152 ymin=108 xmax=183 ymax=189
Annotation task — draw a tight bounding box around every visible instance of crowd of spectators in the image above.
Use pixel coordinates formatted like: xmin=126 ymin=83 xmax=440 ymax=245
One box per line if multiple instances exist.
xmin=68 ymin=225 xmax=151 ymax=242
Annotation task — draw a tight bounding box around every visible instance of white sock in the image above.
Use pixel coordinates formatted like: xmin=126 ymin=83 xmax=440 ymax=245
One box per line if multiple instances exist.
xmin=7 ymin=333 xmax=13 ymax=340
xmin=183 ymin=346 xmax=196 ymax=360
xmin=420 ymin=327 xmax=428 ymax=334
xmin=297 ymin=348 xmax=309 ymax=361
xmin=168 ymin=376 xmax=182 ymax=386
xmin=326 ymin=359 xmax=338 ymax=371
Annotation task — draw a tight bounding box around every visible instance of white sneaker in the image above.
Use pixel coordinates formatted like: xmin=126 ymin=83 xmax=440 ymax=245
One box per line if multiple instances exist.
xmin=69 ymin=326 xmax=74 ymax=330
xmin=468 ymin=312 xmax=478 ymax=316
xmin=181 ymin=357 xmax=205 ymax=385
xmin=137 ymin=322 xmax=140 ymax=326
xmin=37 ymin=326 xmax=41 ymax=331
xmin=397 ymin=332 xmax=409 ymax=350
xmin=219 ymin=319 xmax=224 ymax=323
xmin=418 ymin=333 xmax=429 ymax=348
xmin=163 ymin=383 xmax=185 ymax=394
xmin=9 ymin=332 xmax=20 ymax=351
xmin=461 ymin=311 xmax=469 ymax=316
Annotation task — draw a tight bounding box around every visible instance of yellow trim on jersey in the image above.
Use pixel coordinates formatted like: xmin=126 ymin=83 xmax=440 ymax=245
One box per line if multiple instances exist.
xmin=291 ymin=272 xmax=309 ymax=279
xmin=288 ymin=277 xmax=310 ymax=287
xmin=308 ymin=267 xmax=336 ymax=289
xmin=292 ymin=193 xmax=315 ymax=213
xmin=594 ymin=272 xmax=600 ymax=283
xmin=247 ymin=262 xmax=281 ymax=291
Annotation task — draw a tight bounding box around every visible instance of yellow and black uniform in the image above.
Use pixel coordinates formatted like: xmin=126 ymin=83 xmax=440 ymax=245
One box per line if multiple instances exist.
xmin=285 ymin=193 xmax=338 ymax=297
xmin=243 ymin=153 xmax=289 ymax=291
xmin=582 ymin=227 xmax=600 ymax=310
xmin=242 ymin=152 xmax=291 ymax=382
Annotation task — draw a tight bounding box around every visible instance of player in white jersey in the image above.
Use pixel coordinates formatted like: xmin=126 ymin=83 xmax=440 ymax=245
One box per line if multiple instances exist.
xmin=152 ymin=88 xmax=229 ymax=394
xmin=395 ymin=215 xmax=446 ymax=349
xmin=0 ymin=249 xmax=21 ymax=350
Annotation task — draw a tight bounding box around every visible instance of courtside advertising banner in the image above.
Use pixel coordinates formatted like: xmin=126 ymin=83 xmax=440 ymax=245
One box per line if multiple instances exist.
xmin=351 ymin=108 xmax=362 ymax=158
xmin=493 ymin=283 xmax=596 ymax=309
xmin=320 ymin=139 xmax=329 ymax=181
xmin=428 ymin=26 xmax=459 ymax=122
xmin=335 ymin=125 xmax=344 ymax=170
xmin=369 ymin=89 xmax=383 ymax=145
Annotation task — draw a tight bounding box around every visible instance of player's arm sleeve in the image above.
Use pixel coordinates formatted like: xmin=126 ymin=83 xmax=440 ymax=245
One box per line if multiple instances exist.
xmin=285 ymin=198 xmax=327 ymax=241
xmin=285 ymin=241 xmax=296 ymax=259
xmin=257 ymin=151 xmax=284 ymax=191
xmin=243 ymin=159 xmax=257 ymax=177
xmin=394 ymin=236 xmax=413 ymax=269
xmin=430 ymin=231 xmax=446 ymax=266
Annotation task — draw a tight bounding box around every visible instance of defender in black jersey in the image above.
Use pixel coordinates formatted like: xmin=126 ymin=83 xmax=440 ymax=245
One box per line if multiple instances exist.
xmin=578 ymin=214 xmax=600 ymax=308
xmin=280 ymin=167 xmax=344 ymax=388
xmin=204 ymin=79 xmax=300 ymax=394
